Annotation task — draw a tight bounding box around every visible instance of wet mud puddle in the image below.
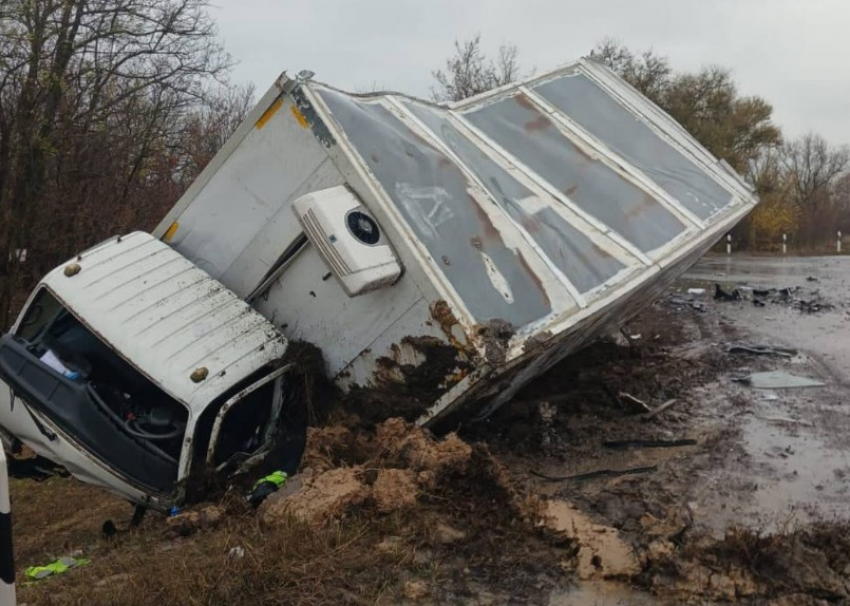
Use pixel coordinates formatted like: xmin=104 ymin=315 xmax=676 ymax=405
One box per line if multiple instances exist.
xmin=543 ymin=501 xmax=654 ymax=605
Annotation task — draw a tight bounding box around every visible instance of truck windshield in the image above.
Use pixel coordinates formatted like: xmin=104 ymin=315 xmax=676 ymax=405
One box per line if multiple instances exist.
xmin=3 ymin=288 xmax=188 ymax=493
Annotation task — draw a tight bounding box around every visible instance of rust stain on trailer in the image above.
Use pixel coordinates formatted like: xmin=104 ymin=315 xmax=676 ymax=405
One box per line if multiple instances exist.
xmin=256 ymin=98 xmax=284 ymax=129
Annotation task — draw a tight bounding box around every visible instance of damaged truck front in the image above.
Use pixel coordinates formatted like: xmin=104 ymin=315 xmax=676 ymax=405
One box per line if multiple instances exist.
xmin=0 ymin=234 xmax=304 ymax=511
xmin=0 ymin=57 xmax=758 ymax=507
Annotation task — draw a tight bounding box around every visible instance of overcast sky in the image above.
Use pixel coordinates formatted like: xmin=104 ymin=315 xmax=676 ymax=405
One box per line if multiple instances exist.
xmin=212 ymin=0 xmax=849 ymax=146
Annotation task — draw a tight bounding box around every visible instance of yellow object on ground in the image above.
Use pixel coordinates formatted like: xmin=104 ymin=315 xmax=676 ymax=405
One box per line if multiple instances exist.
xmin=25 ymin=556 xmax=90 ymax=581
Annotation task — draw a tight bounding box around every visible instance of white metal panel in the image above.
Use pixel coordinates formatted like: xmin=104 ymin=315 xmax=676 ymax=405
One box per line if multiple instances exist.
xmin=253 ymin=244 xmax=423 ymax=378
xmin=218 ymin=157 xmax=344 ymax=297
xmin=161 ymin=93 xmax=333 ymax=280
xmin=34 ymin=233 xmax=288 ymax=414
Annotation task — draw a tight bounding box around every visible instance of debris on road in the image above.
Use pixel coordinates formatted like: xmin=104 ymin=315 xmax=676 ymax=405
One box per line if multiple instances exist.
xmin=618 ymin=393 xmax=652 ymax=414
xmin=727 ymin=343 xmax=798 ymax=358
xmin=531 ymin=466 xmax=658 ymax=482
xmin=733 ymin=371 xmax=826 ymax=389
xmin=642 ymin=399 xmax=679 ymax=421
xmin=755 ymin=415 xmax=815 ymax=427
xmin=714 ymin=284 xmax=742 ymax=301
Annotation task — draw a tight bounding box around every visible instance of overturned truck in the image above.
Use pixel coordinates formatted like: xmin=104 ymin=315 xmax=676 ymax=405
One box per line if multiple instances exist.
xmin=0 ymin=58 xmax=757 ymax=510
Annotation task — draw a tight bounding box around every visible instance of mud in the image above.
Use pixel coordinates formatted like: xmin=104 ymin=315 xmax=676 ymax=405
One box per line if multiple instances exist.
xmin=14 ymin=255 xmax=850 ymax=606
xmin=474 ymin=254 xmax=850 ymax=605
xmin=347 ymin=336 xmax=473 ymax=422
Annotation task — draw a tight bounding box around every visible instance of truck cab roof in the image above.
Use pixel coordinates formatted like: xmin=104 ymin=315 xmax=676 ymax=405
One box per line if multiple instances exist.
xmin=34 ymin=231 xmax=288 ymax=414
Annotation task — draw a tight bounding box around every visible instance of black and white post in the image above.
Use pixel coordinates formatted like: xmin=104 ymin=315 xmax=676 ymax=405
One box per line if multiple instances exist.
xmin=0 ymin=448 xmax=15 ymax=605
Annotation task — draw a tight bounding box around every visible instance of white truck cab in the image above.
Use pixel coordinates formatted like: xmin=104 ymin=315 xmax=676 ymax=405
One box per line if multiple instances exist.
xmin=0 ymin=233 xmax=299 ymax=510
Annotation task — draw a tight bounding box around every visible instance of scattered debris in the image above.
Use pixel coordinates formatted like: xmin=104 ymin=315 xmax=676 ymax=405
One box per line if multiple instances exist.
xmin=531 ymin=466 xmax=657 ymax=482
xmin=714 ymin=284 xmax=741 ymax=301
xmin=665 ymin=294 xmax=707 ymax=312
xmin=733 ymin=371 xmax=826 ymax=389
xmin=618 ymin=393 xmax=652 ymax=414
xmin=727 ymin=343 xmax=798 ymax=358
xmin=687 ymin=288 xmax=706 ymax=296
xmin=227 ymin=546 xmax=245 ymax=560
xmin=642 ymin=399 xmax=679 ymax=421
xmin=755 ymin=415 xmax=815 ymax=427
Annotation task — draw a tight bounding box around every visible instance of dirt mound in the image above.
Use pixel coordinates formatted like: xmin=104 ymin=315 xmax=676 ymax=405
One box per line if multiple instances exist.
xmin=262 ymin=467 xmax=369 ymax=526
xmin=262 ymin=418 xmax=539 ymax=529
xmin=372 ymin=468 xmax=418 ymax=513
xmin=301 ymin=425 xmax=359 ymax=471
xmin=377 ymin=417 xmax=473 ymax=471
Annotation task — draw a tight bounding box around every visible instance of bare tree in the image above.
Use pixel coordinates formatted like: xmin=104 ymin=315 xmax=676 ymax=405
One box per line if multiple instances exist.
xmin=0 ymin=0 xmax=231 ymax=326
xmin=781 ymin=134 xmax=850 ymax=246
xmin=590 ymin=39 xmax=671 ymax=102
xmin=431 ymin=35 xmax=521 ymax=102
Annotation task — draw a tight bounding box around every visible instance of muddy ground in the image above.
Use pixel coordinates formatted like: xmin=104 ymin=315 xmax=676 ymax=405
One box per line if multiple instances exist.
xmin=9 ymin=254 xmax=850 ymax=605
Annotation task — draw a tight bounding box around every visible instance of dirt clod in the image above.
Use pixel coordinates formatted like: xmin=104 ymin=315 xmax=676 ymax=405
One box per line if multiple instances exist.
xmin=434 ymin=521 xmax=467 ymax=544
xmin=261 ymin=467 xmax=368 ymax=526
xmin=372 ymin=468 xmax=418 ymax=512
xmin=403 ymin=579 xmax=429 ymax=600
xmin=166 ymin=505 xmax=223 ymax=535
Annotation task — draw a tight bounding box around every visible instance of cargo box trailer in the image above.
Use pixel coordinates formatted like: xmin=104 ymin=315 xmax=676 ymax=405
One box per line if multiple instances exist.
xmin=0 ymin=57 xmax=757 ymax=508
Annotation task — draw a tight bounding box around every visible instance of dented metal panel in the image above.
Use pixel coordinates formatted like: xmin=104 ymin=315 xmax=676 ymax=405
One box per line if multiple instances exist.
xmin=531 ymin=71 xmax=736 ymax=221
xmin=460 ymin=92 xmax=687 ymax=252
xmin=38 ymin=233 xmax=287 ymax=413
xmin=401 ymin=100 xmax=629 ymax=294
xmin=316 ymin=88 xmax=563 ymax=327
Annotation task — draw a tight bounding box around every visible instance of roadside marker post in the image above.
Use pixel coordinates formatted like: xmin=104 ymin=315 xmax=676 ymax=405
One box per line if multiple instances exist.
xmin=726 ymin=234 xmax=732 ymax=255
xmin=838 ymin=231 xmax=842 ymax=254
xmin=0 ymin=448 xmax=14 ymax=605
xmin=782 ymin=233 xmax=787 ymax=255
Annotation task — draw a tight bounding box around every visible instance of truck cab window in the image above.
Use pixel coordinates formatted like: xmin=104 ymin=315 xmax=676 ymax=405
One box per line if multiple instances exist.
xmin=2 ymin=288 xmax=189 ymax=493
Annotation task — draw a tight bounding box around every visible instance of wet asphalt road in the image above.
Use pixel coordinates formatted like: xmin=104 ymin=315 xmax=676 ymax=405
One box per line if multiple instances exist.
xmin=685 ymin=254 xmax=850 ymax=383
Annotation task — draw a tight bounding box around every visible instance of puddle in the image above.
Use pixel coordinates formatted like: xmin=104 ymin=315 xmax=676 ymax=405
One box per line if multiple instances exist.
xmin=544 ymin=500 xmax=640 ymax=580
xmin=695 ymin=412 xmax=850 ymax=534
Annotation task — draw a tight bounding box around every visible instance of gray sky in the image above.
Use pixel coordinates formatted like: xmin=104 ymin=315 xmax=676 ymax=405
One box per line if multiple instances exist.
xmin=212 ymin=0 xmax=850 ymax=145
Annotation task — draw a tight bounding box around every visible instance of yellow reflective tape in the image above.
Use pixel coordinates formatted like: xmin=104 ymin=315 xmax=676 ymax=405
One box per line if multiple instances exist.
xmin=163 ymin=221 xmax=179 ymax=242
xmin=290 ymin=105 xmax=309 ymax=129
xmin=256 ymin=98 xmax=284 ymax=129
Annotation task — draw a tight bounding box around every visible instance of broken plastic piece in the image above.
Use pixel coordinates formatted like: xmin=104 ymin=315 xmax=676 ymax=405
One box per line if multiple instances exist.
xmin=734 ymin=371 xmax=825 ymax=389
xmin=714 ymin=284 xmax=741 ymax=301
xmin=727 ymin=343 xmax=797 ymax=358
xmin=530 ymin=465 xmax=657 ymax=482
